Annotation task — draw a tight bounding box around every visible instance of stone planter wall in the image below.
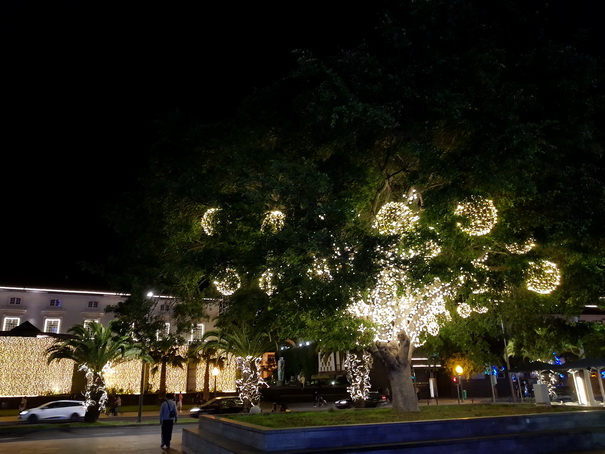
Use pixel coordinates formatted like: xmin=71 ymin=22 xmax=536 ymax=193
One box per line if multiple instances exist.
xmin=183 ymin=409 xmax=605 ymax=454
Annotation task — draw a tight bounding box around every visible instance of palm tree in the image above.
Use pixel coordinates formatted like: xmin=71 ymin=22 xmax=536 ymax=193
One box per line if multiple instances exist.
xmin=205 ymin=326 xmax=275 ymax=410
xmin=147 ymin=334 xmax=187 ymax=396
xmin=46 ymin=320 xmax=139 ymax=422
xmin=188 ymin=331 xmax=228 ymax=401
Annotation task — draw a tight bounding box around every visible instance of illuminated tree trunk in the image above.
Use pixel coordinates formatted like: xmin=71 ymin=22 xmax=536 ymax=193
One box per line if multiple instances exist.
xmin=83 ymin=369 xmax=107 ymax=422
xmin=344 ymin=351 xmax=373 ymax=407
xmin=236 ymin=356 xmax=267 ymax=411
xmin=368 ymin=331 xmax=419 ymax=412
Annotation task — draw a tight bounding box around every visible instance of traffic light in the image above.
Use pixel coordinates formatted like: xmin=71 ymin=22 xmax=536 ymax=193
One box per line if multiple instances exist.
xmin=452 ymin=376 xmax=458 ymax=383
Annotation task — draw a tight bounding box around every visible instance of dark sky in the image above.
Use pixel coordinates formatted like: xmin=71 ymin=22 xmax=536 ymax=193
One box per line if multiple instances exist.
xmin=0 ymin=2 xmax=379 ymax=290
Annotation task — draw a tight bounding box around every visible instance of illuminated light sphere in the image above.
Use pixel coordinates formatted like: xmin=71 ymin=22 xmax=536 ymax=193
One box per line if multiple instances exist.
xmin=526 ymin=260 xmax=561 ymax=294
xmin=505 ymin=238 xmax=536 ymax=255
xmin=201 ymin=208 xmax=221 ymax=235
xmin=457 ymin=303 xmax=472 ymax=318
xmin=261 ymin=210 xmax=286 ymax=234
xmin=259 ymin=269 xmax=276 ymax=295
xmin=373 ymin=202 xmax=420 ymax=236
xmin=454 ymin=196 xmax=498 ymax=236
xmin=213 ymin=268 xmax=241 ymax=296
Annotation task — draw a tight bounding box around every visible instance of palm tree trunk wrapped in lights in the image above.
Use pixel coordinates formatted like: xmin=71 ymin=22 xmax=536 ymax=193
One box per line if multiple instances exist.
xmin=202 ymin=327 xmax=273 ymax=411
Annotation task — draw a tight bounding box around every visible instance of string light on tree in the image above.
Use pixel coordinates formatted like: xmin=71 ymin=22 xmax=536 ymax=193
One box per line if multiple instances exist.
xmin=457 ymin=303 xmax=472 ymax=318
xmin=261 ymin=210 xmax=286 ymax=234
xmin=259 ymin=269 xmax=276 ymax=295
xmin=526 ymin=260 xmax=561 ymax=294
xmin=343 ymin=351 xmax=373 ymax=401
xmin=454 ymin=196 xmax=498 ymax=236
xmin=373 ymin=202 xmax=420 ymax=235
xmin=201 ymin=208 xmax=221 ymax=235
xmin=307 ymin=257 xmax=333 ymax=281
xmin=213 ymin=268 xmax=241 ymax=296
xmin=505 ymin=238 xmax=536 ymax=254
xmin=235 ymin=355 xmax=268 ymax=409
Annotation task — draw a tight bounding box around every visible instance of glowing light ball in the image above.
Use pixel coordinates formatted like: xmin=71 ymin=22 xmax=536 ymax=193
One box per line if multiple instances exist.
xmin=526 ymin=260 xmax=561 ymax=294
xmin=201 ymin=208 xmax=221 ymax=235
xmin=373 ymin=202 xmax=420 ymax=235
xmin=261 ymin=210 xmax=286 ymax=233
xmin=455 ymin=196 xmax=498 ymax=236
xmin=213 ymin=268 xmax=241 ymax=295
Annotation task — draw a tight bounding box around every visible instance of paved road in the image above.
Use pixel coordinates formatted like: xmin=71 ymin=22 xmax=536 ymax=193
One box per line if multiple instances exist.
xmin=0 ymin=403 xmax=337 ymax=454
xmin=0 ymin=423 xmax=196 ymax=453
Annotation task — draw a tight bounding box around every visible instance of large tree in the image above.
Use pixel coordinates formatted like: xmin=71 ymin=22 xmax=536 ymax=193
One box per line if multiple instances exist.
xmin=111 ymin=0 xmax=604 ymax=412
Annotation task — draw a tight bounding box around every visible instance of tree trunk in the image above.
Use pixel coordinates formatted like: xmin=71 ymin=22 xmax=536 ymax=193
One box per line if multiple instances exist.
xmin=159 ymin=360 xmax=167 ymax=396
xmin=84 ymin=372 xmax=106 ymax=422
xmin=368 ymin=331 xmax=419 ymax=412
xmin=202 ymin=360 xmax=211 ymax=401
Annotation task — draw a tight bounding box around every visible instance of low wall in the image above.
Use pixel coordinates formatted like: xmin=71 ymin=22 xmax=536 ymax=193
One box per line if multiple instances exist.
xmin=183 ymin=409 xmax=605 ymax=454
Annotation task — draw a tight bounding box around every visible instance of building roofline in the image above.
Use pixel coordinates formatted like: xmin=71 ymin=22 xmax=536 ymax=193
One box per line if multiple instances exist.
xmin=0 ymin=285 xmax=130 ymax=297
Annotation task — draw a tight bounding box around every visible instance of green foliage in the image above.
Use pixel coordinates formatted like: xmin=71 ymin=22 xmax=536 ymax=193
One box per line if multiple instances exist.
xmin=46 ymin=321 xmax=139 ymax=374
xmin=109 ymin=0 xmax=605 ymax=382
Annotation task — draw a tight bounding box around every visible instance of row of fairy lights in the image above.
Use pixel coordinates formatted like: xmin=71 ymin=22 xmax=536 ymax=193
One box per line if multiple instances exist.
xmin=0 ymin=338 xmax=236 ymax=397
xmin=202 ymin=193 xmax=561 ymax=347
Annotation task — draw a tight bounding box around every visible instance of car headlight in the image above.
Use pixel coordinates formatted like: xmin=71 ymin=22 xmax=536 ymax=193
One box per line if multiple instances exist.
xmin=19 ymin=410 xmax=29 ymax=415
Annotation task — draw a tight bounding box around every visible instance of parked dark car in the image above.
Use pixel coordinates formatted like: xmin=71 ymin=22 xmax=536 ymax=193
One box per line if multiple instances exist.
xmin=18 ymin=400 xmax=87 ymax=423
xmin=189 ymin=396 xmax=245 ymax=418
xmin=335 ymin=391 xmax=388 ymax=409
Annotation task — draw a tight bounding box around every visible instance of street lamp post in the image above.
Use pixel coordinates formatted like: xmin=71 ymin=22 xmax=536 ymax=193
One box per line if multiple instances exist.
xmin=212 ymin=367 xmax=220 ymax=398
xmin=455 ymin=365 xmax=464 ymax=404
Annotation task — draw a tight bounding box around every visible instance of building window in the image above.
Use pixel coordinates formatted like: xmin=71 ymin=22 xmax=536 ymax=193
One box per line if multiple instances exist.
xmin=3 ymin=317 xmax=20 ymax=331
xmin=9 ymin=297 xmax=21 ymax=305
xmin=44 ymin=318 xmax=61 ymax=334
xmin=191 ymin=324 xmax=205 ymax=341
xmin=88 ymin=301 xmax=99 ymax=308
xmin=83 ymin=319 xmax=100 ymax=332
xmin=160 ymin=304 xmax=170 ymax=311
xmin=50 ymin=299 xmax=61 ymax=307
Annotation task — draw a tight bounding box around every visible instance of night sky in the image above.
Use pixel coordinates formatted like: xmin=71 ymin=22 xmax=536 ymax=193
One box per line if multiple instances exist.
xmin=1 ymin=2 xmax=379 ymax=290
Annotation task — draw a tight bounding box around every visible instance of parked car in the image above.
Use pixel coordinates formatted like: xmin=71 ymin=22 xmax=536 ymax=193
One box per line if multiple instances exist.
xmin=18 ymin=400 xmax=87 ymax=423
xmin=189 ymin=396 xmax=245 ymax=418
xmin=335 ymin=391 xmax=388 ymax=409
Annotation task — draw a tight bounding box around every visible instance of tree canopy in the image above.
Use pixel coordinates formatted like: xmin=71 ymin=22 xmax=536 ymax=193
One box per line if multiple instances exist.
xmin=109 ymin=0 xmax=605 ymax=411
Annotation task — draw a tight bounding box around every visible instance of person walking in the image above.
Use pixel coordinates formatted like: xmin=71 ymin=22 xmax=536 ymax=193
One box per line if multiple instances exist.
xmin=177 ymin=392 xmax=183 ymax=413
xmin=160 ymin=393 xmax=178 ymax=449
xmin=113 ymin=395 xmax=121 ymax=416
xmin=18 ymin=397 xmax=27 ymax=413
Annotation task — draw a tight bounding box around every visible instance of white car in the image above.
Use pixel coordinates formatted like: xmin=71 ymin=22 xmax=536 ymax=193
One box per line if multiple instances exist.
xmin=19 ymin=400 xmax=87 ymax=423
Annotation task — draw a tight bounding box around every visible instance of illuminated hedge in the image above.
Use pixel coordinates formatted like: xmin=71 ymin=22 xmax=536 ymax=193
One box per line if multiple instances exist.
xmin=0 ymin=337 xmax=73 ymax=397
xmin=0 ymin=337 xmax=237 ymax=397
